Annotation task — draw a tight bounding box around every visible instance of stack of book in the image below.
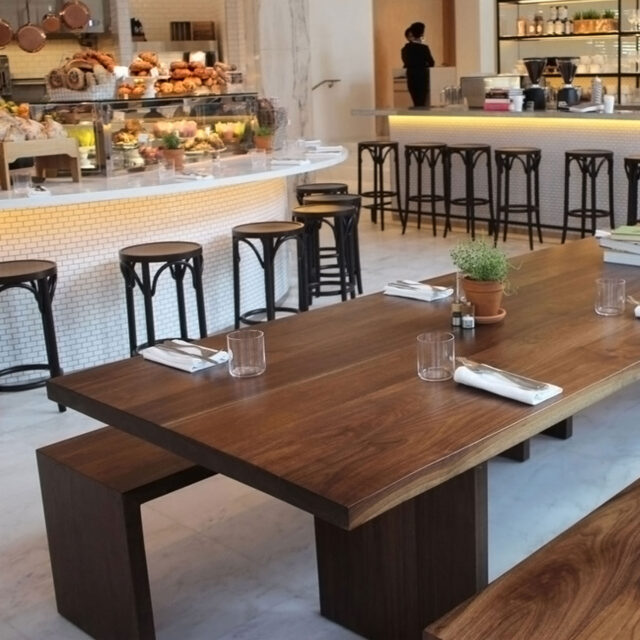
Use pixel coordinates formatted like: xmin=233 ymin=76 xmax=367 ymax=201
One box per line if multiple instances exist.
xmin=599 ymin=226 xmax=640 ymax=266
xmin=484 ymin=88 xmax=521 ymax=111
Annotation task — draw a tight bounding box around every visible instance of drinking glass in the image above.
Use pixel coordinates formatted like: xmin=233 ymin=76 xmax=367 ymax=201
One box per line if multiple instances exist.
xmin=227 ymin=329 xmax=266 ymax=377
xmin=417 ymin=332 xmax=455 ymax=381
xmin=595 ymin=278 xmax=626 ymax=316
xmin=11 ymin=171 xmax=31 ymax=196
xmin=248 ymin=148 xmax=268 ymax=170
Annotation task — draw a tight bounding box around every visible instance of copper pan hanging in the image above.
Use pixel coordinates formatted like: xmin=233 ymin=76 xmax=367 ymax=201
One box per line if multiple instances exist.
xmin=0 ymin=17 xmax=14 ymax=48
xmin=41 ymin=5 xmax=61 ymax=33
xmin=16 ymin=1 xmax=47 ymax=53
xmin=60 ymin=0 xmax=91 ymax=31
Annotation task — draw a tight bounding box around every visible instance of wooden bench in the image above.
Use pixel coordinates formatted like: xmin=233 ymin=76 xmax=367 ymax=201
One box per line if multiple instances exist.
xmin=37 ymin=426 xmax=215 ymax=640
xmin=424 ymin=476 xmax=640 ymax=640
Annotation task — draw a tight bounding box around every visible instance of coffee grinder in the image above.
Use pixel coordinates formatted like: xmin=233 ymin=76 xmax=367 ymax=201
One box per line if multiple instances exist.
xmin=557 ymin=57 xmax=580 ymax=108
xmin=523 ymin=57 xmax=547 ymax=110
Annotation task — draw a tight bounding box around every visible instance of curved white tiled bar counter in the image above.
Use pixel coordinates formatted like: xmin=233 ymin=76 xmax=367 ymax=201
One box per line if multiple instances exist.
xmin=0 ymin=151 xmax=346 ymax=373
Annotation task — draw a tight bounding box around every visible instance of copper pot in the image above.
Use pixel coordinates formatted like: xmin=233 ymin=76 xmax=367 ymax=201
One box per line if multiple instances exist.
xmin=42 ymin=5 xmax=61 ymax=33
xmin=0 ymin=18 xmax=14 ymax=48
xmin=60 ymin=0 xmax=91 ymax=31
xmin=16 ymin=1 xmax=46 ymax=53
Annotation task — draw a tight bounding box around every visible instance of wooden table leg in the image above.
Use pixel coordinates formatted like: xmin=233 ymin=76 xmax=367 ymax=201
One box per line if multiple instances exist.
xmin=499 ymin=439 xmax=531 ymax=462
xmin=542 ymin=416 xmax=573 ymax=440
xmin=314 ymin=464 xmax=488 ymax=640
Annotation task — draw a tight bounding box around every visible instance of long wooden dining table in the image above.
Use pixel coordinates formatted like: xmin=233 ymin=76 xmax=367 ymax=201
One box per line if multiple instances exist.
xmin=47 ymin=238 xmax=640 ymax=640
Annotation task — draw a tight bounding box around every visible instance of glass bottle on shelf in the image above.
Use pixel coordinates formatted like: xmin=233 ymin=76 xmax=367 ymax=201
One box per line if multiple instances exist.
xmin=527 ymin=14 xmax=536 ymax=35
xmin=554 ymin=16 xmax=564 ymax=35
xmin=550 ymin=5 xmax=558 ymax=22
xmin=535 ymin=10 xmax=544 ymax=35
xmin=546 ymin=15 xmax=555 ymax=35
xmin=517 ymin=16 xmax=527 ymax=37
xmin=559 ymin=5 xmax=568 ymax=21
xmin=564 ymin=18 xmax=573 ymax=35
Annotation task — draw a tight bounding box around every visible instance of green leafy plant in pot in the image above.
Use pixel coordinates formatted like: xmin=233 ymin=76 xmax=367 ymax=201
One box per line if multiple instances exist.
xmin=253 ymin=125 xmax=274 ymax=152
xmin=161 ymin=131 xmax=185 ymax=171
xmin=450 ymin=240 xmax=510 ymax=318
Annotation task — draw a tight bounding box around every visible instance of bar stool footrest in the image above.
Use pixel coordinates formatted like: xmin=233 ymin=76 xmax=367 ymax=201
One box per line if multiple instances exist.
xmin=240 ymin=306 xmax=300 ymax=325
xmin=0 ymin=364 xmax=52 ymax=391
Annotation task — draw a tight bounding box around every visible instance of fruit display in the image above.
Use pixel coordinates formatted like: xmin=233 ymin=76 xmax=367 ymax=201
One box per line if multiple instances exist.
xmin=46 ymin=50 xmax=116 ymax=93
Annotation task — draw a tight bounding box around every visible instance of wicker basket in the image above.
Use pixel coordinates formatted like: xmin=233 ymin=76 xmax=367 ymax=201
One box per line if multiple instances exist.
xmin=48 ymin=77 xmax=116 ymax=102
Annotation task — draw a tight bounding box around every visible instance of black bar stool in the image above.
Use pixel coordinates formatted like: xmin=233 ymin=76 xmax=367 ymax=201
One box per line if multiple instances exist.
xmin=0 ymin=259 xmax=65 ymax=412
xmin=562 ymin=149 xmax=615 ymax=243
xmin=624 ymin=155 xmax=640 ymax=226
xmin=293 ymin=204 xmax=358 ymax=303
xmin=301 ymin=194 xmax=363 ymax=295
xmin=295 ymin=182 xmax=348 ymax=205
xmin=119 ymin=242 xmax=207 ymax=355
xmin=444 ymin=143 xmax=495 ymax=240
xmin=357 ymin=140 xmax=403 ymax=231
xmin=232 ymin=221 xmax=307 ymax=328
xmin=494 ymin=147 xmax=543 ymax=250
xmin=403 ymin=142 xmax=448 ymax=235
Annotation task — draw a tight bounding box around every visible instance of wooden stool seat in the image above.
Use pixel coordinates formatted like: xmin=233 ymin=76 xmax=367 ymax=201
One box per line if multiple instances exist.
xmin=296 ymin=182 xmax=349 ymax=205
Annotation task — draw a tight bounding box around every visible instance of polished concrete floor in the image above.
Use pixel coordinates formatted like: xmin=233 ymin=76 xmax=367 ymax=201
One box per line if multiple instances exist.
xmin=2 ymin=185 xmax=640 ymax=640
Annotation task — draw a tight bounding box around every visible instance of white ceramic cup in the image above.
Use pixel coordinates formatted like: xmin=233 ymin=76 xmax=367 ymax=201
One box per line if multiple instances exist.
xmin=603 ymin=94 xmax=615 ymax=114
xmin=417 ymin=331 xmax=455 ymax=381
xmin=511 ymin=95 xmax=524 ymax=112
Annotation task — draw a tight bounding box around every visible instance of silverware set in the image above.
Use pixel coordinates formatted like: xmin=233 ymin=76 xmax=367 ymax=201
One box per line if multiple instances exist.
xmin=456 ymin=357 xmax=548 ymax=391
xmin=154 ymin=341 xmax=222 ymax=364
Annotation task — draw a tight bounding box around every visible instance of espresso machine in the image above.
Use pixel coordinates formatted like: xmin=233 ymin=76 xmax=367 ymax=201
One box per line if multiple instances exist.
xmin=523 ymin=58 xmax=547 ymax=110
xmin=557 ymin=58 xmax=580 ymax=108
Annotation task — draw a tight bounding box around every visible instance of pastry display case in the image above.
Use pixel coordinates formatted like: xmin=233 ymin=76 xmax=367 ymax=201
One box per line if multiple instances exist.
xmin=29 ymin=92 xmax=258 ymax=175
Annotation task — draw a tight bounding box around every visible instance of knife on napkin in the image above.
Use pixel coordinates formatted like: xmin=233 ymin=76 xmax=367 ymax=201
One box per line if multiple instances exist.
xmin=454 ymin=358 xmax=562 ymax=405
xmin=141 ymin=340 xmax=228 ymax=373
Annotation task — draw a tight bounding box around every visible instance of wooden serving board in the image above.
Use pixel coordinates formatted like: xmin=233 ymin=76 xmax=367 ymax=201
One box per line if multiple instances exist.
xmin=0 ymin=138 xmax=81 ymax=190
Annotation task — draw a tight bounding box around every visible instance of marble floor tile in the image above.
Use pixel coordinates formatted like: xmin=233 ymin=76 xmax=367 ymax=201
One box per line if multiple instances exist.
xmin=1 ymin=161 xmax=638 ymax=639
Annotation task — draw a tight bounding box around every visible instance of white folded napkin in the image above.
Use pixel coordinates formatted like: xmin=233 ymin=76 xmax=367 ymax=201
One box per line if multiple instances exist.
xmin=383 ymin=280 xmax=453 ymax=302
xmin=454 ymin=365 xmax=563 ymax=406
xmin=311 ymin=145 xmax=342 ymax=153
xmin=27 ymin=186 xmax=52 ymax=197
xmin=304 ymin=139 xmax=322 ymax=147
xmin=270 ymin=159 xmax=311 ymax=166
xmin=141 ymin=340 xmax=228 ymax=373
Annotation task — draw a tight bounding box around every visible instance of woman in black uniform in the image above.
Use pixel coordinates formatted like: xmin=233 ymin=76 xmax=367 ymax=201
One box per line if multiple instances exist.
xmin=401 ymin=22 xmax=435 ymax=108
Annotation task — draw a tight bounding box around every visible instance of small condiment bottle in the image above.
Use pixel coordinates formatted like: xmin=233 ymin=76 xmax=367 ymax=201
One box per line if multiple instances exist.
xmin=461 ymin=303 xmax=476 ymax=329
xmin=451 ymin=302 xmax=463 ymax=327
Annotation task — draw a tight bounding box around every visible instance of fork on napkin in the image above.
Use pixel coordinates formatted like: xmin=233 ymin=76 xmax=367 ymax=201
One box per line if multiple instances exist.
xmin=141 ymin=340 xmax=228 ymax=373
xmin=384 ymin=280 xmax=453 ymax=302
xmin=454 ymin=359 xmax=562 ymax=405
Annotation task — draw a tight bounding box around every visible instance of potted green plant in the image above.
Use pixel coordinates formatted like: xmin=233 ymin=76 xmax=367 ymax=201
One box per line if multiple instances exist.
xmin=161 ymin=131 xmax=185 ymax=170
xmin=600 ymin=9 xmax=617 ymax=32
xmin=450 ymin=240 xmax=510 ymax=318
xmin=253 ymin=125 xmax=274 ymax=152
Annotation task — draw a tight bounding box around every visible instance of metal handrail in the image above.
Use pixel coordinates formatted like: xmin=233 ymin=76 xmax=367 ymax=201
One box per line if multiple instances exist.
xmin=312 ymin=79 xmax=341 ymax=91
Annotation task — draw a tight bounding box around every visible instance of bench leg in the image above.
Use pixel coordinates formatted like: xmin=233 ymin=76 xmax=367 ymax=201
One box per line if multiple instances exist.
xmin=314 ymin=464 xmax=488 ymax=640
xmin=542 ymin=417 xmax=573 ymax=440
xmin=37 ymin=452 xmax=156 ymax=640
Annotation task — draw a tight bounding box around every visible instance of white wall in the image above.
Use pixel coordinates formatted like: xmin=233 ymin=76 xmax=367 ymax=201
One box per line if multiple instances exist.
xmin=309 ymin=0 xmax=375 ymax=142
xmin=455 ymin=0 xmax=496 ymax=77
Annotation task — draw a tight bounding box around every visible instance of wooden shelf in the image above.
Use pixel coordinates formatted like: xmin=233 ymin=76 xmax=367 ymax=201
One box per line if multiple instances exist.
xmin=499 ymin=32 xmax=618 ymax=40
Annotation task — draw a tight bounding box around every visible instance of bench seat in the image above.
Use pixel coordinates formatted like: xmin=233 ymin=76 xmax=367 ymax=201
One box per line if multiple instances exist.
xmin=37 ymin=426 xmax=215 ymax=640
xmin=425 ymin=476 xmax=640 ymax=640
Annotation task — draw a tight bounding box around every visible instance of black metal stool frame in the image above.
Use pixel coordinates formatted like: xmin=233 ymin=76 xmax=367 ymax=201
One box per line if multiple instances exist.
xmin=495 ymin=148 xmax=543 ymax=251
xmin=562 ymin=151 xmax=614 ymax=243
xmin=120 ymin=253 xmax=207 ymax=355
xmin=444 ymin=145 xmax=495 ymax=240
xmin=624 ymin=156 xmax=640 ymax=226
xmin=358 ymin=142 xmax=403 ymax=231
xmin=301 ymin=194 xmax=363 ymax=295
xmin=403 ymin=143 xmax=448 ymax=236
xmin=0 ymin=268 xmax=65 ymax=412
xmin=233 ymin=230 xmax=308 ymax=328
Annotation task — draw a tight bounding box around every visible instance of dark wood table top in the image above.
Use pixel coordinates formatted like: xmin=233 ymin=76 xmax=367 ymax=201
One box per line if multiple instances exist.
xmin=48 ymin=239 xmax=640 ymax=530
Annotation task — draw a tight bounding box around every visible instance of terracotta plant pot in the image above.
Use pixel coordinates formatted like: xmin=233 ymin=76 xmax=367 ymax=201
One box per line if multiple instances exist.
xmin=254 ymin=135 xmax=273 ymax=152
xmin=462 ymin=278 xmax=504 ymax=318
xmin=162 ymin=148 xmax=184 ymax=171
